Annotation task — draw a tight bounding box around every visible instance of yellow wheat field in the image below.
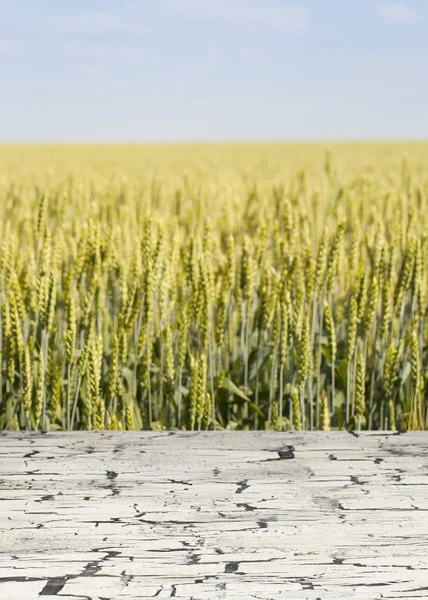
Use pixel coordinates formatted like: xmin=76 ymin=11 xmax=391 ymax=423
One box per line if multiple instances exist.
xmin=1 ymin=143 xmax=428 ymax=432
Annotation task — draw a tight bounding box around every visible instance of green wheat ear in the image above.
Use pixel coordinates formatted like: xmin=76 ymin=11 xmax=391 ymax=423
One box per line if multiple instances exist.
xmin=347 ymin=296 xmax=359 ymax=364
xmin=320 ymin=389 xmax=330 ymax=431
xmin=323 ymin=303 xmax=336 ymax=364
xmin=291 ymin=389 xmax=303 ymax=432
xmin=355 ymin=349 xmax=366 ymax=430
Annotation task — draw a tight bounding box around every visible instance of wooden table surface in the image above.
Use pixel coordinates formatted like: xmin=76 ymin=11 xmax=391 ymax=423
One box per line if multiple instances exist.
xmin=1 ymin=431 xmax=428 ymax=599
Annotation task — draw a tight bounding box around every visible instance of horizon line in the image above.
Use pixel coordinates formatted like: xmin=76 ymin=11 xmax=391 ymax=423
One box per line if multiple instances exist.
xmin=1 ymin=138 xmax=428 ymax=146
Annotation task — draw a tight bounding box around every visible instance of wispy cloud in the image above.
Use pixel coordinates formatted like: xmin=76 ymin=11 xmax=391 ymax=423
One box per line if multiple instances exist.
xmin=61 ymin=41 xmax=147 ymax=62
xmin=25 ymin=4 xmax=308 ymax=40
xmin=39 ymin=11 xmax=153 ymax=35
xmin=376 ymin=3 xmax=417 ymax=24
xmin=29 ymin=10 xmax=193 ymax=39
xmin=156 ymin=0 xmax=309 ymax=32
xmin=0 ymin=40 xmax=23 ymax=54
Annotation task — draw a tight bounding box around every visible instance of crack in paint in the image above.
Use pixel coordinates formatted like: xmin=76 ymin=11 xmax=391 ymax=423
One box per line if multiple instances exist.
xmin=235 ymin=480 xmax=250 ymax=494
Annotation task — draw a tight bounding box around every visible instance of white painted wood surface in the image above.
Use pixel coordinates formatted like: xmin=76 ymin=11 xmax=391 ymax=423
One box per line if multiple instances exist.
xmin=1 ymin=431 xmax=428 ymax=599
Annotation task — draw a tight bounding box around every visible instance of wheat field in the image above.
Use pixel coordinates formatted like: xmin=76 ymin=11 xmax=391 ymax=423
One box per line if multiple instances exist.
xmin=1 ymin=143 xmax=428 ymax=432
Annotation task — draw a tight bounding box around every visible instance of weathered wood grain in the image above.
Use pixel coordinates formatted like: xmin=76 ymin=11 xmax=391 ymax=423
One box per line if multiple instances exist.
xmin=1 ymin=431 xmax=428 ymax=599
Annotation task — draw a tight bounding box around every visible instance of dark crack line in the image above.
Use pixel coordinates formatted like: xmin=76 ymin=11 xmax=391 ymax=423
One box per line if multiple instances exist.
xmin=35 ymin=495 xmax=55 ymax=503
xmin=187 ymin=552 xmax=201 ymax=565
xmin=39 ymin=576 xmax=68 ymax=595
xmin=24 ymin=450 xmax=40 ymax=458
xmin=120 ymin=569 xmax=133 ymax=587
xmin=105 ymin=470 xmax=120 ymax=497
xmin=350 ymin=475 xmax=367 ymax=485
xmin=236 ymin=502 xmax=257 ymax=511
xmin=38 ymin=549 xmax=122 ymax=595
xmin=167 ymin=479 xmax=193 ymax=486
xmin=235 ymin=479 xmax=250 ymax=494
xmin=0 ymin=576 xmax=44 ymax=583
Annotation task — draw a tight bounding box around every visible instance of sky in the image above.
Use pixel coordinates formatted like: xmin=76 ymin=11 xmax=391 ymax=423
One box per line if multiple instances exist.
xmin=0 ymin=0 xmax=427 ymax=142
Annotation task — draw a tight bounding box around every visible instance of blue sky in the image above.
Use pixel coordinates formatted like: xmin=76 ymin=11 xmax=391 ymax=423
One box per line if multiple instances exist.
xmin=0 ymin=1 xmax=427 ymax=141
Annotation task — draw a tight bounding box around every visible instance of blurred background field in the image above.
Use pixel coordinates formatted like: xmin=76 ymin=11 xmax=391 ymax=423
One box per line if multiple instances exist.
xmin=2 ymin=142 xmax=428 ymax=177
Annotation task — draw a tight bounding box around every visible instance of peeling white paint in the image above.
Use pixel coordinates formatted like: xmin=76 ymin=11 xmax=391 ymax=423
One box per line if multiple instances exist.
xmin=0 ymin=431 xmax=427 ymax=599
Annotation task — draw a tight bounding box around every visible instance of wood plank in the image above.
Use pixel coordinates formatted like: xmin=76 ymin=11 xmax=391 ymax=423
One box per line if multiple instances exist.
xmin=1 ymin=431 xmax=428 ymax=599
